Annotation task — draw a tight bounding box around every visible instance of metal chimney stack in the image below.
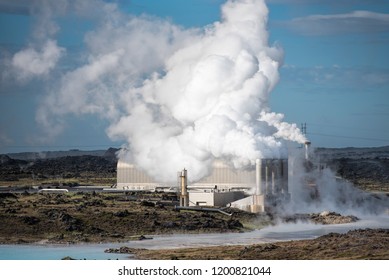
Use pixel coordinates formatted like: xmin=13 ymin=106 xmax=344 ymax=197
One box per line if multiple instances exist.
xmin=304 ymin=141 xmax=311 ymax=160
xmin=179 ymin=168 xmax=189 ymax=207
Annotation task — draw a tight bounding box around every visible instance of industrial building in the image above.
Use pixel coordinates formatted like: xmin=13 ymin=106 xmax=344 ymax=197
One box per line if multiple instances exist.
xmin=116 ymin=159 xmax=256 ymax=191
xmin=189 ymin=190 xmax=246 ymax=207
xmin=231 ymin=159 xmax=289 ymax=213
xmin=191 ymin=160 xmax=256 ymax=189
xmin=116 ymin=157 xmax=289 ymax=213
xmin=116 ymin=160 xmax=163 ymax=191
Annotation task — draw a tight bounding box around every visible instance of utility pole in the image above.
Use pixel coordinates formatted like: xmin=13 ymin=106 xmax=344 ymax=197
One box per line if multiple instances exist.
xmin=301 ymin=123 xmax=307 ymax=136
xmin=300 ymin=123 xmax=308 ymax=149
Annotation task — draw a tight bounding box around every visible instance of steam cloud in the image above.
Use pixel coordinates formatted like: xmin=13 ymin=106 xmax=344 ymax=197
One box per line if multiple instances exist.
xmin=107 ymin=0 xmax=307 ymax=182
xmin=286 ymin=148 xmax=389 ymax=216
xmin=10 ymin=0 xmax=307 ymax=182
xmin=12 ymin=39 xmax=65 ymax=81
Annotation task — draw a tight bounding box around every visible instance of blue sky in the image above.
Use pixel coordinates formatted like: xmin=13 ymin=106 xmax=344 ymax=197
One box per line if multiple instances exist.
xmin=0 ymin=0 xmax=388 ymax=154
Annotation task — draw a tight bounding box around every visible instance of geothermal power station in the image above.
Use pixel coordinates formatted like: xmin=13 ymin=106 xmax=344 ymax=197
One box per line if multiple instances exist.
xmin=114 ymin=144 xmax=311 ymax=213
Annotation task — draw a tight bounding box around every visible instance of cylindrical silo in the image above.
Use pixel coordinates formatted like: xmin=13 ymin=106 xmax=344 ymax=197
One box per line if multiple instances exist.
xmin=265 ymin=160 xmax=272 ymax=194
xmin=255 ymin=159 xmax=262 ymax=195
xmin=282 ymin=159 xmax=288 ymax=194
xmin=276 ymin=160 xmax=280 ymax=194
xmin=271 ymin=160 xmax=276 ymax=194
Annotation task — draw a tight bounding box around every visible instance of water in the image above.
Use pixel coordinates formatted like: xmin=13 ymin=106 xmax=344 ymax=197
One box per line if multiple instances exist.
xmin=0 ymin=243 xmax=129 ymax=260
xmin=1 ymin=216 xmax=388 ymax=260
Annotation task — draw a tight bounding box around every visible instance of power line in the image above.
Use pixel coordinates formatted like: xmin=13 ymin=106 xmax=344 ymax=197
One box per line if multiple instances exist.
xmin=307 ymin=122 xmax=387 ymax=134
xmin=308 ymin=132 xmax=389 ymax=143
xmin=301 ymin=123 xmax=307 ymax=135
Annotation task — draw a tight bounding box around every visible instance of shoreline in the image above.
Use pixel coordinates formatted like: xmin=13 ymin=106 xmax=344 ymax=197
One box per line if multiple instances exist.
xmin=130 ymin=228 xmax=389 ymax=260
xmin=1 ymin=191 xmax=389 ymax=259
xmin=1 ymin=226 xmax=388 ymax=260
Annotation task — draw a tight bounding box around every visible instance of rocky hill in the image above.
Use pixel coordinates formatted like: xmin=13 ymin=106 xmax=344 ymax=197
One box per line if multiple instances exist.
xmin=314 ymin=146 xmax=389 ymax=191
xmin=6 ymin=149 xmax=110 ymax=161
xmin=0 ymin=148 xmax=119 ymax=186
xmin=1 ymin=146 xmax=388 ymax=190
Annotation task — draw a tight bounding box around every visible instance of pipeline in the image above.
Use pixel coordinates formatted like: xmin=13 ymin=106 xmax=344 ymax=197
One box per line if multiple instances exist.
xmin=174 ymin=205 xmax=232 ymax=216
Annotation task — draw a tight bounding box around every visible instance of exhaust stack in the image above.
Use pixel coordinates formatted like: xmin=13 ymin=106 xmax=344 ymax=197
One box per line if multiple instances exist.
xmin=179 ymin=168 xmax=188 ymax=207
xmin=304 ymin=141 xmax=311 ymax=161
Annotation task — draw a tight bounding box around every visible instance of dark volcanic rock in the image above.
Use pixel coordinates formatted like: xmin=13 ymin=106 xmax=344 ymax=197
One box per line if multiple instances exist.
xmin=311 ymin=211 xmax=359 ymax=224
xmin=315 ymin=146 xmax=389 ymax=190
xmin=140 ymin=200 xmax=155 ymax=207
xmin=163 ymin=221 xmax=178 ymax=228
xmin=23 ymin=216 xmax=40 ymax=225
xmin=282 ymin=211 xmax=359 ymax=225
xmin=0 ymin=148 xmax=118 ymax=183
xmin=105 ymin=246 xmax=146 ymax=254
xmin=228 ymin=219 xmax=243 ymax=228
xmin=114 ymin=210 xmax=130 ymax=217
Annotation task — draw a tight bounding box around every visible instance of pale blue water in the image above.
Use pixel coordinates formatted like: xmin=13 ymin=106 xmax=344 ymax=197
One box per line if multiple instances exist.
xmin=0 ymin=243 xmax=130 ymax=260
xmin=1 ymin=216 xmax=388 ymax=260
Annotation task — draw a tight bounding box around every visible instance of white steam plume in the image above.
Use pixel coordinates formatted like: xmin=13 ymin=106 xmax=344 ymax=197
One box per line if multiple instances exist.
xmin=12 ymin=39 xmax=65 ymax=81
xmin=36 ymin=12 xmax=199 ymax=142
xmin=33 ymin=0 xmax=307 ymax=182
xmin=108 ymin=0 xmax=307 ymax=181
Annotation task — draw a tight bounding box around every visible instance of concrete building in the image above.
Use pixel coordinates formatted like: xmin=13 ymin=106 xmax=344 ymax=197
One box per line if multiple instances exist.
xmin=116 ymin=157 xmax=290 ymax=212
xmin=189 ymin=189 xmax=246 ymax=207
xmin=116 ymin=160 xmax=163 ymax=191
xmin=191 ymin=160 xmax=256 ymax=189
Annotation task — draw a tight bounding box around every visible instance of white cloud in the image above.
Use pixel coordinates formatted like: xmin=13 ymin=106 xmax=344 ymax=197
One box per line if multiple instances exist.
xmin=285 ymin=11 xmax=389 ymax=35
xmin=11 ymin=39 xmax=65 ymax=81
xmin=36 ymin=5 xmax=200 ymax=144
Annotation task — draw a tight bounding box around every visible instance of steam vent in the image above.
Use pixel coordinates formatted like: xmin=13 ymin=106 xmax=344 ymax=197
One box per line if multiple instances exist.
xmin=116 ymin=158 xmax=290 ymax=213
xmin=230 ymin=159 xmax=289 ymax=213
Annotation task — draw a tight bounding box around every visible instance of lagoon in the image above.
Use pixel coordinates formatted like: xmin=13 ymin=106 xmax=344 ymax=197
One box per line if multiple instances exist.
xmin=0 ymin=243 xmax=128 ymax=260
xmin=1 ymin=215 xmax=388 ymax=260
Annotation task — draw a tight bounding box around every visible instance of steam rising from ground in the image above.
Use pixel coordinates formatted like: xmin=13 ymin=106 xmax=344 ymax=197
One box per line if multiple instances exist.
xmin=7 ymin=0 xmax=307 ymax=182
xmin=286 ymin=147 xmax=389 ymax=216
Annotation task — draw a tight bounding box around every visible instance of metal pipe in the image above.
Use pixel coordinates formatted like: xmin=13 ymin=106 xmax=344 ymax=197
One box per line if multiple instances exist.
xmin=174 ymin=206 xmax=232 ymax=216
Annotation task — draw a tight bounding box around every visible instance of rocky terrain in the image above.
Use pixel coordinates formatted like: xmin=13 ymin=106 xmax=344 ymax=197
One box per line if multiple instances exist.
xmin=131 ymin=228 xmax=389 ymax=260
xmin=1 ymin=146 xmax=388 ymax=192
xmin=0 ymin=191 xmax=363 ymax=245
xmin=0 ymin=148 xmax=118 ymax=186
xmin=0 ymin=146 xmax=388 ymax=259
xmin=282 ymin=211 xmax=359 ymax=225
xmin=315 ymin=146 xmax=389 ymax=191
xmin=0 ymin=191 xmax=256 ymax=244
